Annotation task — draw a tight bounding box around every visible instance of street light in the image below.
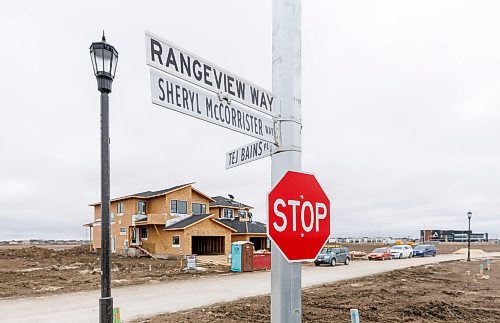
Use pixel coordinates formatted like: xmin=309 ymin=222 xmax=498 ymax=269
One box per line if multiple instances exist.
xmin=467 ymin=211 xmax=472 ymax=262
xmin=90 ymin=32 xmax=118 ymax=323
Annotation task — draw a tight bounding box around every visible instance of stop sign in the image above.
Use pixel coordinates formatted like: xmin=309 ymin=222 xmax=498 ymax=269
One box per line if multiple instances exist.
xmin=267 ymin=171 xmax=331 ymax=262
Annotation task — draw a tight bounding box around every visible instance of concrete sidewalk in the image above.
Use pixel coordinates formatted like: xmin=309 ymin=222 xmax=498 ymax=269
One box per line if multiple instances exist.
xmin=0 ymin=252 xmax=497 ymax=322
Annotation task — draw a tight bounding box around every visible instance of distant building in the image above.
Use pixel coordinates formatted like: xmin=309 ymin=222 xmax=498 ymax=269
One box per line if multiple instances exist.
xmin=329 ymin=237 xmax=395 ymax=244
xmin=420 ymin=230 xmax=488 ymax=243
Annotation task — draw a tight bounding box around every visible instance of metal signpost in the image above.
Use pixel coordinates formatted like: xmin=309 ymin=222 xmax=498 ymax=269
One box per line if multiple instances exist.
xmin=271 ymin=0 xmax=304 ymax=321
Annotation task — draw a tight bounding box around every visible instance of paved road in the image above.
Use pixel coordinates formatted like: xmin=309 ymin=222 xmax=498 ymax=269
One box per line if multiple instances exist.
xmin=1 ymin=252 xmax=498 ymax=322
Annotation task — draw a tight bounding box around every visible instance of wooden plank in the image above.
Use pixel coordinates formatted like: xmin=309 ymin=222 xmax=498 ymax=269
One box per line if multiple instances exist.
xmin=153 ymin=225 xmax=169 ymax=252
xmin=132 ymin=245 xmax=157 ymax=260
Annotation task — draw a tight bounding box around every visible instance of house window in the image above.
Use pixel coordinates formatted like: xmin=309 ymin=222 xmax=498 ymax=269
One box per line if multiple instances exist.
xmin=238 ymin=210 xmax=247 ymax=219
xmin=192 ymin=203 xmax=206 ymax=215
xmin=223 ymin=208 xmax=234 ymax=219
xmin=117 ymin=202 xmax=124 ymax=214
xmin=120 ymin=228 xmax=126 ymax=236
xmin=110 ymin=213 xmax=115 ymax=223
xmin=171 ymin=200 xmax=187 ymax=214
xmin=138 ymin=201 xmax=147 ymax=214
xmin=140 ymin=228 xmax=148 ymax=240
xmin=172 ymin=235 xmax=180 ymax=247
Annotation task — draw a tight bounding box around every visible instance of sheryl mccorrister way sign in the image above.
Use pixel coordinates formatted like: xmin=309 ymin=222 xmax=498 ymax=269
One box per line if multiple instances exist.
xmin=150 ymin=69 xmax=276 ymax=143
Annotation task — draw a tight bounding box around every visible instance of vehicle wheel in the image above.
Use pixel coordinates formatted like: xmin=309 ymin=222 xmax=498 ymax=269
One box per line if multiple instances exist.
xmin=409 ymin=253 xmax=413 ymax=258
xmin=432 ymin=253 xmax=436 ymax=257
xmin=330 ymin=258 xmax=336 ymax=266
xmin=344 ymin=257 xmax=350 ymax=265
xmin=399 ymin=253 xmax=403 ymax=259
xmin=314 ymin=262 xmax=320 ymax=266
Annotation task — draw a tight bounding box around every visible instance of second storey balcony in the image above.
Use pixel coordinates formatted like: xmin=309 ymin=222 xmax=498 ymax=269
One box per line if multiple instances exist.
xmin=133 ymin=213 xmax=167 ymax=226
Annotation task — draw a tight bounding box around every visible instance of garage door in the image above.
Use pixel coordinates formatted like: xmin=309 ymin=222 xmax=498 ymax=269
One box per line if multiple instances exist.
xmin=192 ymin=236 xmax=225 ymax=255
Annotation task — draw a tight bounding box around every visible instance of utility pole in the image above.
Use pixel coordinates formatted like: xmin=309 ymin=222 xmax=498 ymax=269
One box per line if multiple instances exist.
xmin=271 ymin=0 xmax=302 ymax=322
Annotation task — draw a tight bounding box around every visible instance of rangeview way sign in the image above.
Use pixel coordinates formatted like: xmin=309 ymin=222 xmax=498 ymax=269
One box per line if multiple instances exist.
xmin=146 ymin=31 xmax=276 ymax=117
xmin=267 ymin=171 xmax=331 ymax=262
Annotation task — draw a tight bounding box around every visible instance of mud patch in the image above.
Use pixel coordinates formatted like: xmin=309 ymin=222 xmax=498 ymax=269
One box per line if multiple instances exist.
xmin=0 ymin=245 xmax=231 ymax=299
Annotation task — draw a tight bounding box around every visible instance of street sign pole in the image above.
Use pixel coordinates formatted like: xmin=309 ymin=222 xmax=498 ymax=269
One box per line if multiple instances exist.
xmin=271 ymin=0 xmax=302 ymax=322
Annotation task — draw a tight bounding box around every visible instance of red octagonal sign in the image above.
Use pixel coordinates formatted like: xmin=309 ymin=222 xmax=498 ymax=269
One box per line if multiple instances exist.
xmin=267 ymin=171 xmax=331 ymax=262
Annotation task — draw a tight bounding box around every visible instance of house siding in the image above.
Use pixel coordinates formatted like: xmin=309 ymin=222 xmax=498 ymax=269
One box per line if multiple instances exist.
xmin=90 ymin=185 xmax=216 ymax=255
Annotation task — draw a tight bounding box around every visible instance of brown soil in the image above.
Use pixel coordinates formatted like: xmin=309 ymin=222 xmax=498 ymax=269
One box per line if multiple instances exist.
xmin=0 ymin=245 xmax=229 ymax=299
xmin=139 ymin=257 xmax=500 ymax=323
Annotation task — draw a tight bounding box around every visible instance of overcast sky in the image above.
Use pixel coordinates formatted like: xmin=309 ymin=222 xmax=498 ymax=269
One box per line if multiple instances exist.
xmin=1 ymin=1 xmax=499 ymax=241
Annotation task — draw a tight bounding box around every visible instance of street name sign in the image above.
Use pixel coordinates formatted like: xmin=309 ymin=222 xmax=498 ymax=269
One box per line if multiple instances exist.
xmin=146 ymin=31 xmax=276 ymax=117
xmin=267 ymin=171 xmax=331 ymax=262
xmin=226 ymin=140 xmax=273 ymax=169
xmin=150 ymin=69 xmax=276 ymax=143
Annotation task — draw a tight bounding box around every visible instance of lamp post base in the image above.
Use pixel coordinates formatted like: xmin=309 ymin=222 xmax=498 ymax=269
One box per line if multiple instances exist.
xmin=100 ymin=296 xmax=114 ymax=323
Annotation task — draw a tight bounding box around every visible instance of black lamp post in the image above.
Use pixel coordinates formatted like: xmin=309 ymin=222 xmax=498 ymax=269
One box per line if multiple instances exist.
xmin=467 ymin=211 xmax=472 ymax=262
xmin=90 ymin=32 xmax=118 ymax=323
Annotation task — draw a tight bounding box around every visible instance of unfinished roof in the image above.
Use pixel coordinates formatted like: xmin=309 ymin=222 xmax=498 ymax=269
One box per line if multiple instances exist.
xmin=210 ymin=196 xmax=252 ymax=209
xmin=132 ymin=183 xmax=194 ymax=198
xmin=165 ymin=214 xmax=237 ymax=232
xmin=218 ymin=218 xmax=266 ymax=234
xmin=89 ymin=182 xmax=215 ymax=206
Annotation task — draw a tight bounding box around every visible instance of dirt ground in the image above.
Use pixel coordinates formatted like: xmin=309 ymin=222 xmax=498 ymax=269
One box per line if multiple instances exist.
xmin=0 ymin=245 xmax=229 ymax=299
xmin=345 ymin=242 xmax=500 ymax=255
xmin=2 ymin=243 xmax=499 ymax=302
xmin=139 ymin=257 xmax=500 ymax=323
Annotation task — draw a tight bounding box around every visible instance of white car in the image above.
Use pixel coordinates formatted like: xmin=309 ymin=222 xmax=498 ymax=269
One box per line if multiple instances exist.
xmin=390 ymin=245 xmax=413 ymax=259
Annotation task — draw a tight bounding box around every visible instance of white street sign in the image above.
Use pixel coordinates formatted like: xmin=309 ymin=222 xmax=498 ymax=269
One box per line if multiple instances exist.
xmin=146 ymin=31 xmax=276 ymax=117
xmin=226 ymin=140 xmax=273 ymax=169
xmin=150 ymin=68 xmax=276 ymax=144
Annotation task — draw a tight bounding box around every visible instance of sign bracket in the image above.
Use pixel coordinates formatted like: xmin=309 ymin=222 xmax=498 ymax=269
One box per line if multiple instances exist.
xmin=273 ymin=117 xmax=302 ymax=147
xmin=217 ymin=91 xmax=232 ymax=104
xmin=275 ymin=117 xmax=302 ymax=125
xmin=271 ymin=145 xmax=301 ymax=154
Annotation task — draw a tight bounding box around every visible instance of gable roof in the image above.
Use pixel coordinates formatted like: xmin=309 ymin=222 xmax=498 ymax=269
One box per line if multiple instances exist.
xmin=210 ymin=196 xmax=252 ymax=209
xmin=89 ymin=182 xmax=215 ymax=206
xmin=218 ymin=218 xmax=266 ymax=234
xmin=164 ymin=214 xmax=237 ymax=232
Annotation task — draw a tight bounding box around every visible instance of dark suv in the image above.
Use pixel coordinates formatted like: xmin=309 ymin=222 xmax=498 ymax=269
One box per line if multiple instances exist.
xmin=314 ymin=247 xmax=350 ymax=266
xmin=412 ymin=244 xmax=437 ymax=257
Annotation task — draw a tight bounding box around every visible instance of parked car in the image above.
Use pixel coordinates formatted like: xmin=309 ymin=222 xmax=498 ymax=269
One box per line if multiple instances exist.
xmin=314 ymin=246 xmax=350 ymax=266
xmin=390 ymin=245 xmax=413 ymax=259
xmin=367 ymin=247 xmax=391 ymax=260
xmin=413 ymin=244 xmax=437 ymax=257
